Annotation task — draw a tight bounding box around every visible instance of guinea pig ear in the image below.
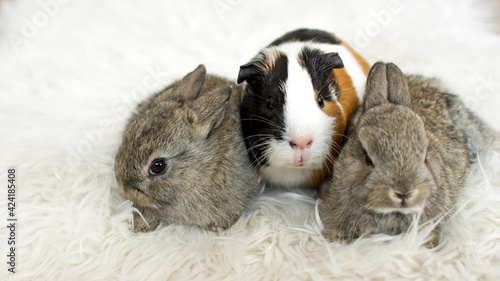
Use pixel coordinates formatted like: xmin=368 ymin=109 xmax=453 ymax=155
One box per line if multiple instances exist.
xmin=300 ymin=50 xmax=344 ymax=75
xmin=192 ymin=85 xmax=232 ymax=138
xmin=363 ymin=61 xmax=389 ymax=111
xmin=316 ymin=52 xmax=344 ymax=70
xmin=237 ymin=62 xmax=262 ymax=84
xmin=386 ymin=63 xmax=412 ymax=108
xmin=175 ymin=64 xmax=207 ymax=100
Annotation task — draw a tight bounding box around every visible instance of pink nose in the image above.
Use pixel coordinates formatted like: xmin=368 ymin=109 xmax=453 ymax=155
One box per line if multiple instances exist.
xmin=289 ymin=138 xmax=313 ymax=150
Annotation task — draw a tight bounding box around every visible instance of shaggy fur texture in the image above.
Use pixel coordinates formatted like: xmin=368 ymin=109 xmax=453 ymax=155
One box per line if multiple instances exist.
xmin=1 ymin=0 xmax=499 ymax=280
xmin=320 ymin=63 xmax=476 ymax=247
xmin=115 ymin=66 xmax=260 ymax=232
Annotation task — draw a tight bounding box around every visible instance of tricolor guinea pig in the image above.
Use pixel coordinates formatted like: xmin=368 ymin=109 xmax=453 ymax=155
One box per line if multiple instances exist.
xmin=237 ymin=28 xmax=371 ymax=192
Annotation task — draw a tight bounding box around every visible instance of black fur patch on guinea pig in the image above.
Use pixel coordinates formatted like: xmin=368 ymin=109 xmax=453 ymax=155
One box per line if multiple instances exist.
xmin=240 ymin=53 xmax=288 ymax=168
xmin=268 ymin=28 xmax=341 ymax=46
xmin=299 ymin=47 xmax=344 ymax=102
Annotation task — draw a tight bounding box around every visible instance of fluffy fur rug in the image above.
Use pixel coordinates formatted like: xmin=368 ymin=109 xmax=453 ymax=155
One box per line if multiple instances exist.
xmin=1 ymin=0 xmax=500 ymax=280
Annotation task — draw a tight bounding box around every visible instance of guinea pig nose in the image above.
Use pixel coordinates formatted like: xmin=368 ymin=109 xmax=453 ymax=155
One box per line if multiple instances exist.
xmin=289 ymin=138 xmax=313 ymax=150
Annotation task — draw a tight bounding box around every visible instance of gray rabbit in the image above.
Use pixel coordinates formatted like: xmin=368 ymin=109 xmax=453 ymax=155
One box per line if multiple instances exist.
xmin=115 ymin=65 xmax=259 ymax=232
xmin=319 ymin=62 xmax=499 ymax=247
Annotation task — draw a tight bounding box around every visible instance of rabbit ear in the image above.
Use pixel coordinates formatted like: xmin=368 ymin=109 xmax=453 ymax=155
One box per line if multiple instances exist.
xmin=386 ymin=63 xmax=412 ymax=108
xmin=363 ymin=62 xmax=412 ymax=111
xmin=192 ymin=85 xmax=232 ymax=138
xmin=363 ymin=62 xmax=389 ymax=111
xmin=175 ymin=64 xmax=207 ymax=100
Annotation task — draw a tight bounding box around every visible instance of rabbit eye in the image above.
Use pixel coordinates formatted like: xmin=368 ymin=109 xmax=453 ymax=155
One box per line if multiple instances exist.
xmin=266 ymin=96 xmax=274 ymax=109
xmin=317 ymin=94 xmax=325 ymax=108
xmin=363 ymin=150 xmax=374 ymax=167
xmin=149 ymin=158 xmax=167 ymax=176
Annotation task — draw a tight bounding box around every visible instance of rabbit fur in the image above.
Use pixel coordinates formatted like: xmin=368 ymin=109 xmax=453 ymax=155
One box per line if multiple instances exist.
xmin=115 ymin=65 xmax=259 ymax=232
xmin=319 ymin=62 xmax=499 ymax=247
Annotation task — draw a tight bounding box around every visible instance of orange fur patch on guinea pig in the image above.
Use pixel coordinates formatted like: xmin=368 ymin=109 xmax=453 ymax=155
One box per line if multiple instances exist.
xmin=304 ymin=42 xmax=368 ymax=188
xmin=254 ymin=47 xmax=280 ymax=74
xmin=305 ymin=69 xmax=359 ymax=188
xmin=239 ymin=29 xmax=371 ymax=192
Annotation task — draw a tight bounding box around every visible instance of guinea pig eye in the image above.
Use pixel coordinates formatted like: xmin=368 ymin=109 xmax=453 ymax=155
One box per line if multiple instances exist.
xmin=266 ymin=96 xmax=274 ymax=109
xmin=149 ymin=158 xmax=167 ymax=176
xmin=317 ymin=94 xmax=325 ymax=108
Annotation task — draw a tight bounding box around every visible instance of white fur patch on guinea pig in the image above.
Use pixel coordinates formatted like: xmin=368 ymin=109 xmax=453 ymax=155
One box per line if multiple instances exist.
xmin=238 ymin=29 xmax=370 ymax=191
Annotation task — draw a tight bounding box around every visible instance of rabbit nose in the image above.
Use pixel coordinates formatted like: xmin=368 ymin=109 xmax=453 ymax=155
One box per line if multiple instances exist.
xmin=394 ymin=192 xmax=407 ymax=200
xmin=393 ymin=189 xmax=413 ymax=201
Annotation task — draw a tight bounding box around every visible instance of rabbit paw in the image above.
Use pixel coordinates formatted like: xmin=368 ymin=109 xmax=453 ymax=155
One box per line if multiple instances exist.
xmin=424 ymin=232 xmax=440 ymax=248
xmin=206 ymin=224 xmax=226 ymax=233
xmin=132 ymin=211 xmax=159 ymax=232
xmin=323 ymin=228 xmax=350 ymax=243
xmin=205 ymin=215 xmax=239 ymax=233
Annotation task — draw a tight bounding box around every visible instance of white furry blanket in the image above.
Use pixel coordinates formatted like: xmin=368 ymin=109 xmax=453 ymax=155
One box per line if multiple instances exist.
xmin=2 ymin=0 xmax=500 ymax=280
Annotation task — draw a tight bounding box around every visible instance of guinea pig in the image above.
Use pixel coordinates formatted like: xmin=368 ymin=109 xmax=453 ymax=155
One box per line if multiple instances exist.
xmin=237 ymin=28 xmax=371 ymax=193
xmin=115 ymin=65 xmax=260 ymax=232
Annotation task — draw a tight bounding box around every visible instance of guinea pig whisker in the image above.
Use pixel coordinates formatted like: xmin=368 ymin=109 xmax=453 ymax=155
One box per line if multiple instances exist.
xmin=243 ymin=134 xmax=275 ymax=141
xmin=246 ymin=139 xmax=271 ymax=154
xmin=338 ymin=134 xmax=351 ymax=141
xmin=330 ymin=136 xmax=342 ymax=152
xmin=252 ymin=153 xmax=268 ymax=168
xmin=336 ymin=84 xmax=356 ymax=94
xmin=249 ymin=147 xmax=259 ymax=167
xmin=248 ymin=138 xmax=270 ymax=148
xmin=246 ymin=133 xmax=272 ymax=143
xmin=321 ymin=152 xmax=335 ymax=174
xmin=241 ymin=116 xmax=282 ymax=131
xmin=241 ymin=119 xmax=281 ymax=132
xmin=249 ymin=115 xmax=281 ymax=129
xmin=331 ymin=144 xmax=341 ymax=155
xmin=254 ymin=139 xmax=272 ymax=160
xmin=325 ymin=151 xmax=335 ymax=165
xmin=246 ymin=143 xmax=268 ymax=155
xmin=318 ymin=82 xmax=333 ymax=94
xmin=314 ymin=83 xmax=336 ymax=100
